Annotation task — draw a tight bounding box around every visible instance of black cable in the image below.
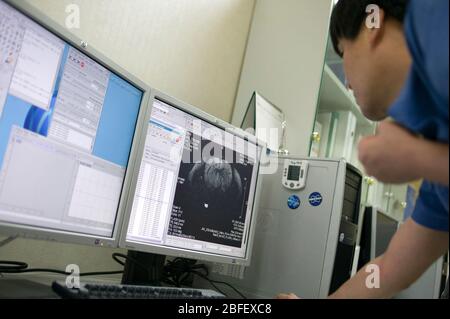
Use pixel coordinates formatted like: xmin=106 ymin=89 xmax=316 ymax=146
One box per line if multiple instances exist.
xmin=162 ymin=258 xmax=209 ymax=288
xmin=0 ymin=254 xmax=247 ymax=298
xmin=112 ymin=252 xmax=156 ymax=280
xmin=0 ymin=260 xmax=27 ymax=271
xmin=0 ymin=260 xmax=123 ymax=277
xmin=0 ymin=268 xmax=124 ymax=276
xmin=2 ymin=254 xmax=248 ymax=298
xmin=112 ymin=253 xmax=127 ymax=266
xmin=193 ymin=271 xmax=247 ymax=299
xmin=80 ymin=270 xmax=123 ymax=277
xmin=212 ymin=280 xmax=247 ymax=299
xmin=161 ymin=258 xmax=247 ymax=299
xmin=0 ymin=268 xmax=70 ymax=275
xmin=190 ymin=270 xmax=228 ymax=297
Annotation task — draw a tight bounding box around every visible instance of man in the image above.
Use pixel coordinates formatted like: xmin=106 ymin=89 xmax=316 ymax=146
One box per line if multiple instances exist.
xmin=278 ymin=0 xmax=449 ymax=299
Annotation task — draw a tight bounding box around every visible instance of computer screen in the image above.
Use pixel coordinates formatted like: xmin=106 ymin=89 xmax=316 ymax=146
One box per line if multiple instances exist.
xmin=357 ymin=206 xmax=374 ymax=269
xmin=0 ymin=0 xmax=146 ymax=245
xmin=358 ymin=207 xmax=399 ymax=270
xmin=122 ymin=93 xmax=263 ymax=265
xmin=240 ymin=92 xmax=284 ymax=152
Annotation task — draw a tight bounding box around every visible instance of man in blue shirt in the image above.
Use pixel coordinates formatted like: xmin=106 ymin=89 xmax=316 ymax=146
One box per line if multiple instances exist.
xmin=279 ymin=0 xmax=448 ymax=299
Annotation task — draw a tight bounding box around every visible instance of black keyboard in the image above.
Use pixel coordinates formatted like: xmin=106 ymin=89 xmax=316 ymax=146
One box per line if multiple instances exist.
xmin=52 ymin=281 xmax=226 ymax=299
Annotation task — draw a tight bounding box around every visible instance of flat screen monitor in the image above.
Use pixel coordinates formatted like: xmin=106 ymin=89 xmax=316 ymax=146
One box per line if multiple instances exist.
xmin=358 ymin=206 xmax=399 ymax=269
xmin=240 ymin=92 xmax=284 ymax=152
xmin=375 ymin=210 xmax=399 ymax=257
xmin=0 ymin=0 xmax=149 ymax=247
xmin=121 ymin=91 xmax=264 ymax=265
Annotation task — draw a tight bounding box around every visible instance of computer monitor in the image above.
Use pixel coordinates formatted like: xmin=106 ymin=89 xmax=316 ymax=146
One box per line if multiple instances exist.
xmin=120 ymin=90 xmax=264 ymax=266
xmin=375 ymin=210 xmax=399 ymax=257
xmin=0 ymin=0 xmax=150 ymax=247
xmin=358 ymin=206 xmax=399 ymax=269
xmin=240 ymin=92 xmax=285 ymax=153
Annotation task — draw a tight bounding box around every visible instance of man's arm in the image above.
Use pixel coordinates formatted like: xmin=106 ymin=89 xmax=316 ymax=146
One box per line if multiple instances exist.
xmin=415 ymin=138 xmax=449 ymax=186
xmin=358 ymin=121 xmax=449 ymax=186
xmin=329 ymin=218 xmax=448 ymax=299
xmin=276 ymin=218 xmax=448 ymax=299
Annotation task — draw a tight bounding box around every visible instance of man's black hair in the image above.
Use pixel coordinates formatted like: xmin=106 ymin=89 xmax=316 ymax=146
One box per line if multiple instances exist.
xmin=330 ymin=0 xmax=410 ymax=57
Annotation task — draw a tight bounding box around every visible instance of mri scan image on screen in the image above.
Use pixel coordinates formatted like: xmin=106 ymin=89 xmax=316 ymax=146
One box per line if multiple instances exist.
xmin=124 ymin=96 xmax=262 ymax=263
xmin=169 ymin=133 xmax=255 ymax=248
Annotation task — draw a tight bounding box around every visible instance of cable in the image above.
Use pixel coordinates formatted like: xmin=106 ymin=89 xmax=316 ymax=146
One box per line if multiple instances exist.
xmin=190 ymin=270 xmax=228 ymax=297
xmin=112 ymin=252 xmax=150 ymax=272
xmin=213 ymin=280 xmax=247 ymax=299
xmin=112 ymin=253 xmax=127 ymax=266
xmin=0 ymin=260 xmax=123 ymax=277
xmin=0 ymin=260 xmax=27 ymax=271
xmin=0 ymin=236 xmax=18 ymax=248
xmin=161 ymin=257 xmax=247 ymax=299
xmin=162 ymin=258 xmax=209 ymax=287
xmin=1 ymin=254 xmax=247 ymax=299
xmin=80 ymin=270 xmax=123 ymax=277
xmin=193 ymin=271 xmax=247 ymax=299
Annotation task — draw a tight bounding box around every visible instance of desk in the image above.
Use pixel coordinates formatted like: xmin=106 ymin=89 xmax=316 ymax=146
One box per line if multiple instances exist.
xmin=0 ymin=273 xmax=121 ymax=299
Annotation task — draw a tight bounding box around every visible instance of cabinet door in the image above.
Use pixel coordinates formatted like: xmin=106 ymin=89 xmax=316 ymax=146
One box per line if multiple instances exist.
xmin=387 ymin=184 xmax=409 ymax=221
xmin=365 ymin=180 xmax=390 ymax=212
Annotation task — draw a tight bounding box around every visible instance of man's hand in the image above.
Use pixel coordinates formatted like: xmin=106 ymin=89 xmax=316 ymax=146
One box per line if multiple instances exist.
xmin=358 ymin=120 xmax=449 ymax=185
xmin=275 ymin=293 xmax=300 ymax=299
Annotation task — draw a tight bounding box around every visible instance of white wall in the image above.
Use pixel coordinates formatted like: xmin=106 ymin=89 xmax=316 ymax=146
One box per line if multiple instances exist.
xmin=24 ymin=0 xmax=256 ymax=122
xmin=0 ymin=0 xmax=255 ymax=274
xmin=232 ymin=0 xmax=332 ymax=156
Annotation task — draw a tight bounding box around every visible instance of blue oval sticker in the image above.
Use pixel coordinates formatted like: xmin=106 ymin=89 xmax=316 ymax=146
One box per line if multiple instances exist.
xmin=287 ymin=195 xmax=301 ymax=210
xmin=309 ymin=192 xmax=323 ymax=207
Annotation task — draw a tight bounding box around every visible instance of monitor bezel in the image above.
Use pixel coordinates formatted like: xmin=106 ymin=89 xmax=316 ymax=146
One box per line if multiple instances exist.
xmin=119 ymin=89 xmax=266 ymax=266
xmin=0 ymin=0 xmax=151 ymax=248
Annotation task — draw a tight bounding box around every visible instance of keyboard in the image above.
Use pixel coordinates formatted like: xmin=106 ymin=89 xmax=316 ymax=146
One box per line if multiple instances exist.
xmin=52 ymin=281 xmax=226 ymax=299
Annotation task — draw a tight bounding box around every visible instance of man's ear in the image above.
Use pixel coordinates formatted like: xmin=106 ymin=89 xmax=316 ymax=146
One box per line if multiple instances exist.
xmin=366 ymin=7 xmax=386 ymax=51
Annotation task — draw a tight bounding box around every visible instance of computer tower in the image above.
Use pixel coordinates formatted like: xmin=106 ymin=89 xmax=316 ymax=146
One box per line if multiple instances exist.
xmin=205 ymin=156 xmax=363 ymax=298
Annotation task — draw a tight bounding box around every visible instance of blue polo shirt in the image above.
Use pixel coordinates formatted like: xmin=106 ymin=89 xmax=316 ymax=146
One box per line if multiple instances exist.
xmin=388 ymin=0 xmax=449 ymax=232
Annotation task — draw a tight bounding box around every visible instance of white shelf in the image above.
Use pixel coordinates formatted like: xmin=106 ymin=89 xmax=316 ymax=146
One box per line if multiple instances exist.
xmin=318 ymin=64 xmax=374 ymax=128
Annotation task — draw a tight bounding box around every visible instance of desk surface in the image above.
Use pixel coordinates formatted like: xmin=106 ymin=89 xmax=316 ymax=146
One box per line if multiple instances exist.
xmin=0 ymin=273 xmax=121 ymax=299
xmin=0 ymin=278 xmax=57 ymax=298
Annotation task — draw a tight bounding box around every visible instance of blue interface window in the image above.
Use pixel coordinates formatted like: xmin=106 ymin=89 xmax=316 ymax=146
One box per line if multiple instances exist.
xmin=0 ymin=44 xmax=142 ymax=169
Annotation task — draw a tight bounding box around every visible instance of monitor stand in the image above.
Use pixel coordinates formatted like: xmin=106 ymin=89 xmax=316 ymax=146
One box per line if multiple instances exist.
xmin=121 ymin=251 xmax=166 ymax=286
